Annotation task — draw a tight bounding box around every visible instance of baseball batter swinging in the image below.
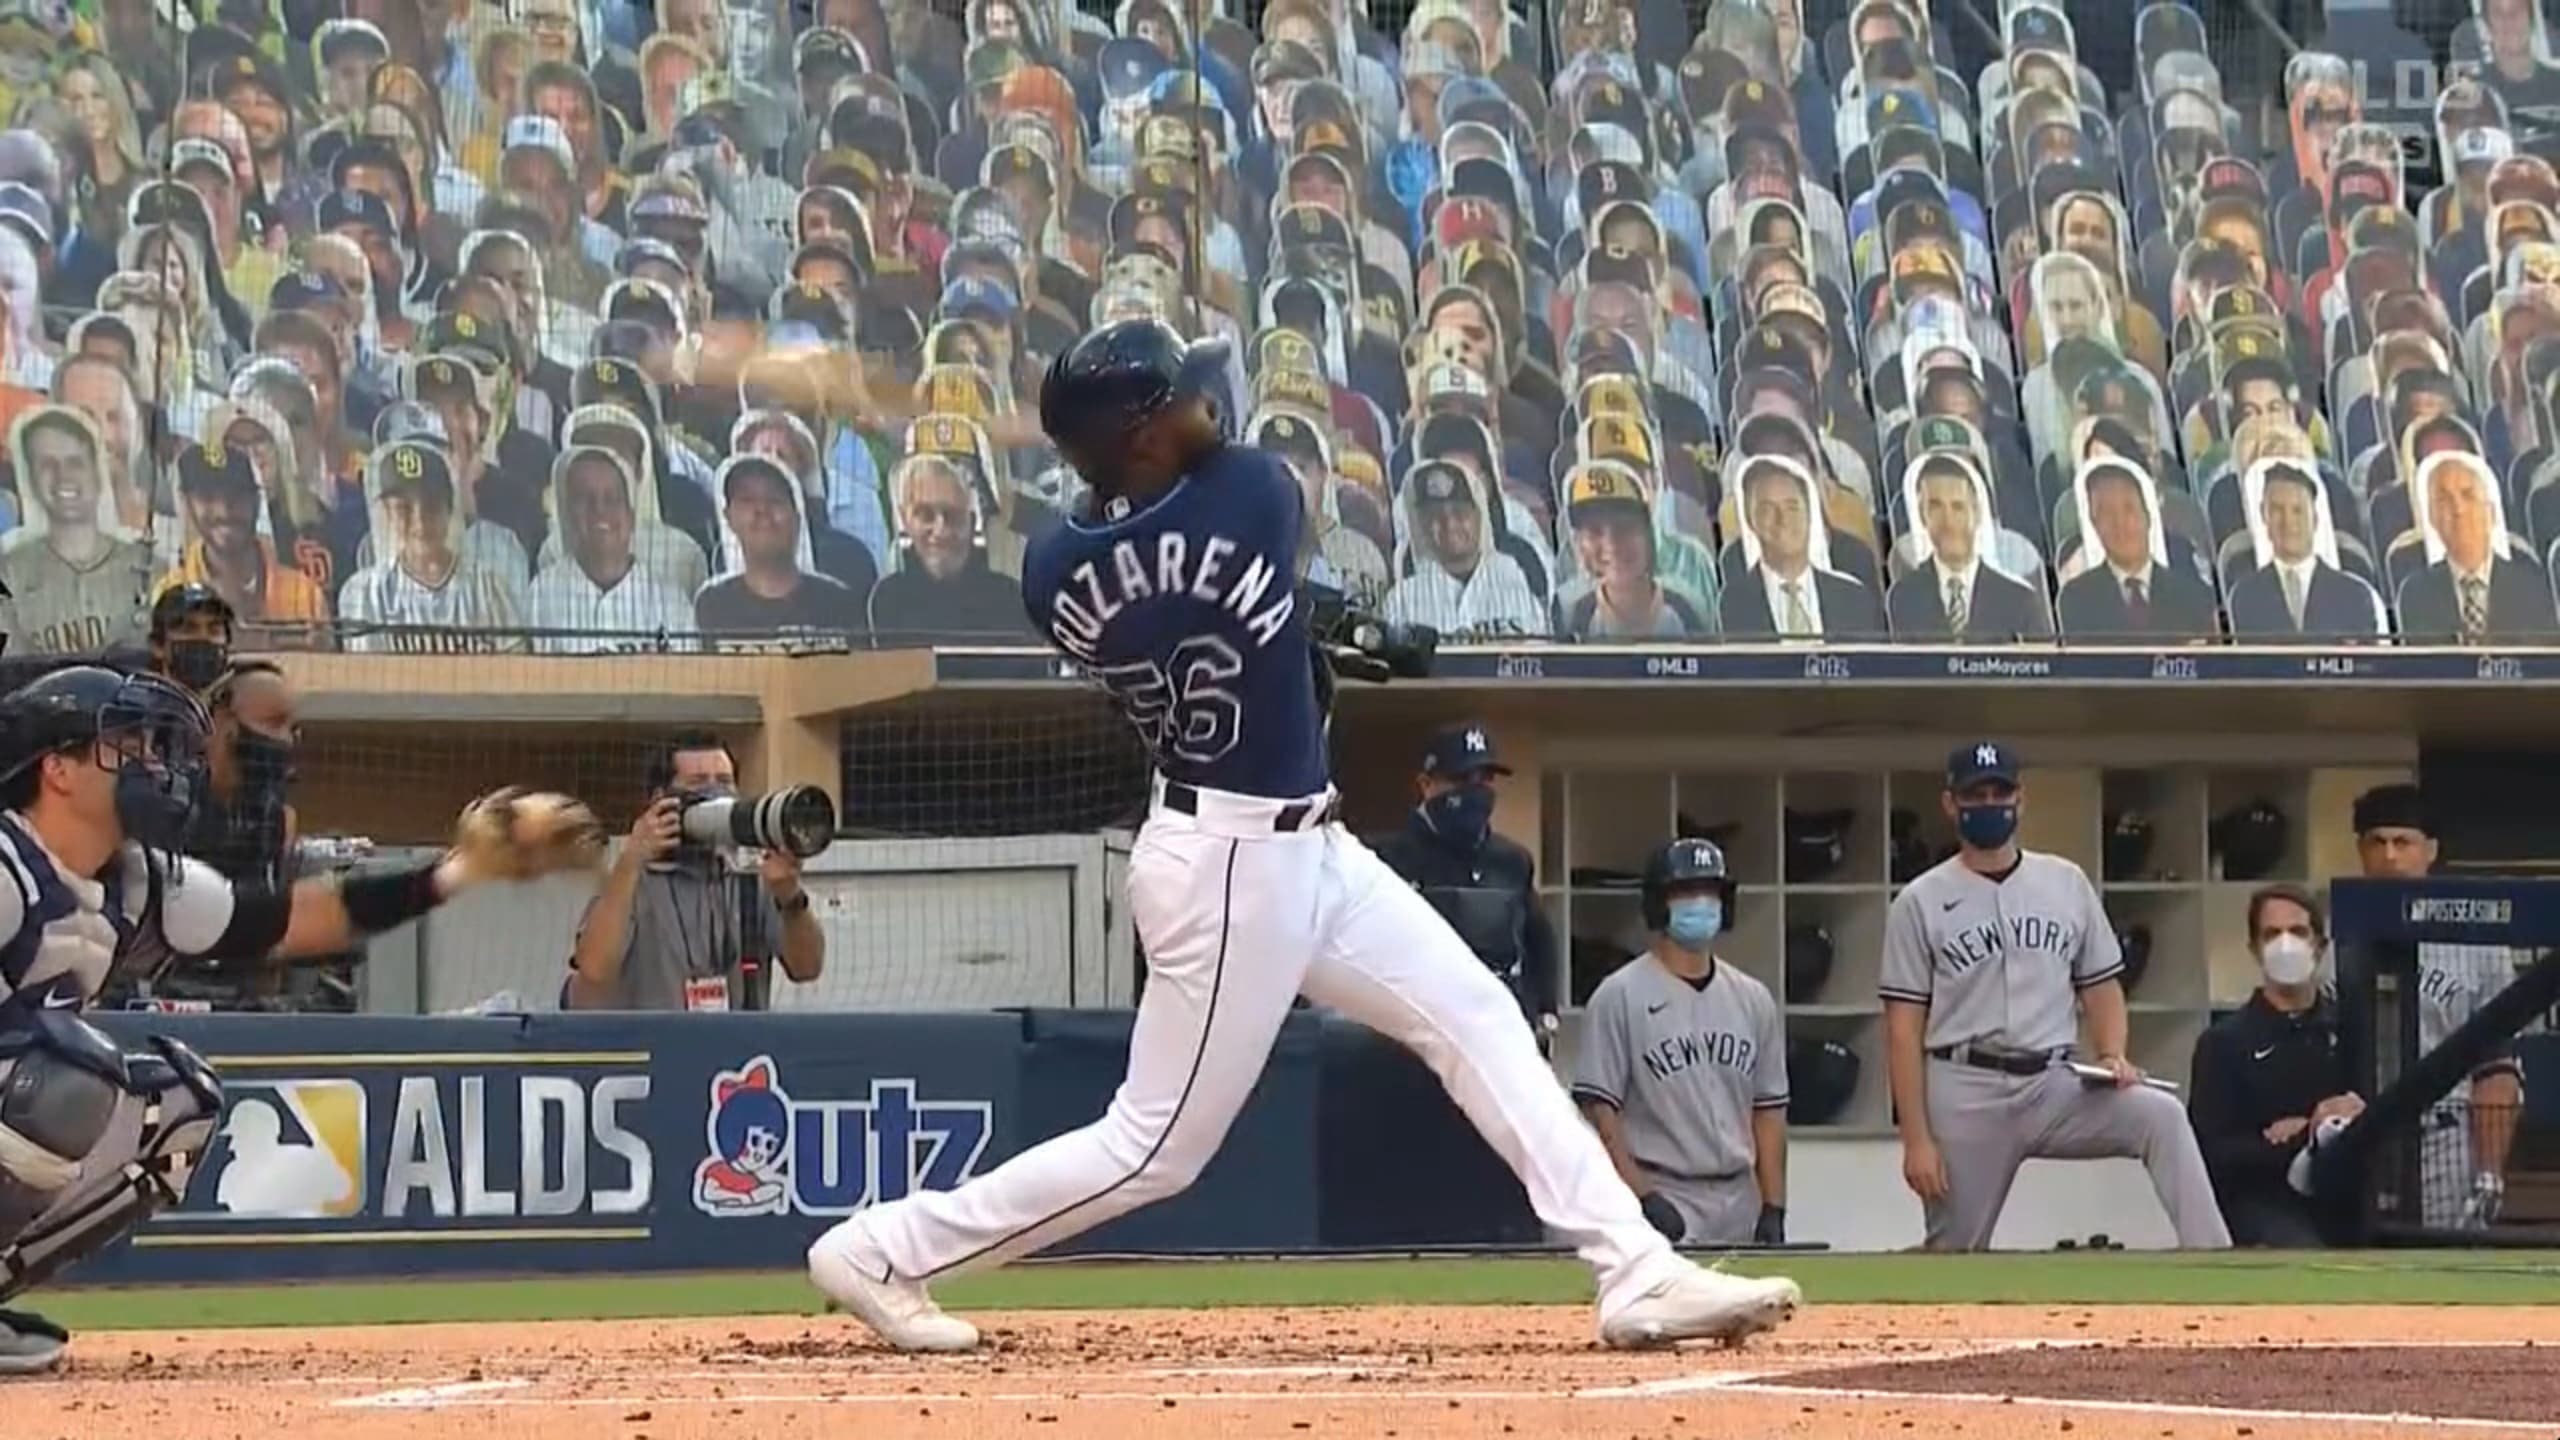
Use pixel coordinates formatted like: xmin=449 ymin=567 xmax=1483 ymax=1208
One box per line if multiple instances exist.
xmin=1882 ymin=742 xmax=2230 ymax=1250
xmin=807 ymin=319 xmax=1800 ymax=1351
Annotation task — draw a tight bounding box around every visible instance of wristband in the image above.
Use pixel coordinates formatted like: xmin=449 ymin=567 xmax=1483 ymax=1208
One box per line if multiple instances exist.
xmin=339 ymin=859 xmax=449 ymax=935
xmin=775 ymin=889 xmax=811 ymax=916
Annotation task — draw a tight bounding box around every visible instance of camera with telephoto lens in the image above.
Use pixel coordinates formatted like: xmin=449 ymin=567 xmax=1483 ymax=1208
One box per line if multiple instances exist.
xmin=675 ymin=785 xmax=838 ymax=859
xmin=1307 ymin=587 xmax=1438 ymax=683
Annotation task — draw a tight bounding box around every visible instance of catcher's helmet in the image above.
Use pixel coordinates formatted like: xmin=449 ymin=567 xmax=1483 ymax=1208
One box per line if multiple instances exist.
xmin=1037 ymin=319 xmax=1230 ymax=472
xmin=0 ymin=666 xmax=210 ymax=846
xmin=1640 ymin=836 xmax=1735 ymax=931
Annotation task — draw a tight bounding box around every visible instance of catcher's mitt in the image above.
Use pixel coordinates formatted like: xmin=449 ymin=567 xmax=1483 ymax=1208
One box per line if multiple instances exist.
xmin=450 ymin=787 xmax=608 ymax=884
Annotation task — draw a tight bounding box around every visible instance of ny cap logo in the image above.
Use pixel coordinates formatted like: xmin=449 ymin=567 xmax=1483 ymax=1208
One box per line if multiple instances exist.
xmin=1976 ymin=743 xmax=2000 ymax=767
xmin=1464 ymin=728 xmax=1487 ymax=753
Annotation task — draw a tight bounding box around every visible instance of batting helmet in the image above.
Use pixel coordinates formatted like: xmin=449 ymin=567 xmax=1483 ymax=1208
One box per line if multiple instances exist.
xmin=1783 ymin=807 xmax=1852 ymax=882
xmin=2116 ymin=922 xmax=2152 ymax=994
xmin=1888 ymin=807 xmax=1933 ymax=884
xmin=1640 ymin=836 xmax=1735 ymax=931
xmin=1037 ymin=319 xmax=1230 ymax=472
xmin=1785 ymin=924 xmax=1835 ymax=1002
xmin=2104 ymin=810 xmax=2155 ymax=880
xmin=1787 ymin=1037 xmax=1860 ymax=1126
xmin=2211 ymin=799 xmax=2289 ymax=881
xmin=149 ymin=582 xmax=236 ymax=643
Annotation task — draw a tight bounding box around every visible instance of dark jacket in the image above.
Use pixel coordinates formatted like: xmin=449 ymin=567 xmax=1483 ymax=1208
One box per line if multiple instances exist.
xmin=2226 ymin=561 xmax=2385 ymax=640
xmin=1886 ymin=562 xmax=2054 ymax=640
xmin=2395 ymin=555 xmax=2560 ymax=642
xmin=2188 ymin=992 xmax=2355 ymax=1244
xmin=1370 ymin=811 xmax=1559 ymax=1019
xmin=1719 ymin=563 xmax=1887 ymax=639
xmin=2055 ymin=560 xmax=2221 ymax=641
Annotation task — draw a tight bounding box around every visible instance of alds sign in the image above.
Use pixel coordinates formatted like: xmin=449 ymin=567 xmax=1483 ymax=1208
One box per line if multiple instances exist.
xmin=154 ymin=1060 xmax=654 ymax=1240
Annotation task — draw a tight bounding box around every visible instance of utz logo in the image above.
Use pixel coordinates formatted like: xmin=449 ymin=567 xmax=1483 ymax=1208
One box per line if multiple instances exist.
xmin=694 ymin=1056 xmax=993 ymax=1218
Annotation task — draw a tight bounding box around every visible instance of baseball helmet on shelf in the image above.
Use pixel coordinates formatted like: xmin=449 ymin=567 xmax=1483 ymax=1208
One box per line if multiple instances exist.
xmin=1640 ymin=836 xmax=1735 ymax=931
xmin=1888 ymin=807 xmax=1933 ymax=884
xmin=1037 ymin=318 xmax=1230 ymax=475
xmin=1787 ymin=1037 xmax=1861 ymax=1125
xmin=2210 ymin=798 xmax=2288 ymax=881
xmin=2104 ymin=809 xmax=2155 ymax=879
xmin=2116 ymin=922 xmax=2153 ymax=994
xmin=1785 ymin=924 xmax=1835 ymax=1002
xmin=1784 ymin=807 xmax=1853 ymax=882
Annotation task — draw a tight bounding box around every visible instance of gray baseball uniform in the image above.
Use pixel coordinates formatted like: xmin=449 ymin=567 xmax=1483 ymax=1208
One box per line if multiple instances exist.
xmin=2415 ymin=943 xmax=2525 ymax=1228
xmin=1571 ymin=952 xmax=1787 ymax=1243
xmin=1882 ymin=851 xmax=2230 ymax=1250
xmin=0 ymin=538 xmax=152 ymax=655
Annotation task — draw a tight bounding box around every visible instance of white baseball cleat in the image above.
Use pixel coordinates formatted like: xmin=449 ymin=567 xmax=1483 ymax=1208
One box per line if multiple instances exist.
xmin=0 ymin=1310 xmax=67 ymax=1376
xmin=807 ymin=1225 xmax=981 ymax=1353
xmin=1598 ymin=1265 xmax=1801 ymax=1350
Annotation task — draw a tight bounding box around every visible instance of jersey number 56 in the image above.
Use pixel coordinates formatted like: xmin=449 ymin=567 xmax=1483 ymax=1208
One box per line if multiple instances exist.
xmin=1094 ymin=636 xmax=1244 ymax=766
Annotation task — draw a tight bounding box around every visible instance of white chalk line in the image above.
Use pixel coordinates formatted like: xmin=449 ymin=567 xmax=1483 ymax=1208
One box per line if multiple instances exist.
xmin=1724 ymin=1378 xmax=2558 ymax=1432
xmin=324 ymin=1337 xmax=2560 ymax=1421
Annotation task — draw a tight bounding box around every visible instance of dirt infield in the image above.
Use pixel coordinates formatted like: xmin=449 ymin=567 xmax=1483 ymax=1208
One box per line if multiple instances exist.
xmin=11 ymin=1303 xmax=2560 ymax=1439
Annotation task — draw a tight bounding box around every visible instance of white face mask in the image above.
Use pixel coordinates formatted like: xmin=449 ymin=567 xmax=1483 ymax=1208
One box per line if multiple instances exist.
xmin=2260 ymin=933 xmax=2320 ymax=986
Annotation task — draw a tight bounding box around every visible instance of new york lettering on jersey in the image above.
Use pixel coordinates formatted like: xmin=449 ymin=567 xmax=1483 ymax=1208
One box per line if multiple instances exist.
xmin=1932 ymin=912 xmax=2083 ymax=977
xmin=1023 ymin=444 xmax=1327 ymax=799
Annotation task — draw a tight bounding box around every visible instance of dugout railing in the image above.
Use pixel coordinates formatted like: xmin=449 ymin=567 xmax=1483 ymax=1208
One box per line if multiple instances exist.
xmin=2325 ymin=877 xmax=2560 ymax=1246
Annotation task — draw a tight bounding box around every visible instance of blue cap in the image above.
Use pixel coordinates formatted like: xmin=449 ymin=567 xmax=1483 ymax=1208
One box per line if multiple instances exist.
xmin=1946 ymin=741 xmax=2021 ymax=789
xmin=1422 ymin=722 xmax=1509 ymax=778
xmin=1098 ymin=36 xmax=1170 ymax=101
xmin=1866 ymin=85 xmax=1939 ymax=137
xmin=939 ymin=274 xmax=1018 ymax=320
xmin=268 ymin=268 xmax=349 ymax=312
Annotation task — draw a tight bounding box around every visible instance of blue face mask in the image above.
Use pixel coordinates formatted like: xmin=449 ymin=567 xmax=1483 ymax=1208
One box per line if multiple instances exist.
xmin=1665 ymin=896 xmax=1723 ymax=948
xmin=1955 ymin=801 xmax=2020 ymax=851
xmin=1423 ymin=782 xmax=1495 ymax=850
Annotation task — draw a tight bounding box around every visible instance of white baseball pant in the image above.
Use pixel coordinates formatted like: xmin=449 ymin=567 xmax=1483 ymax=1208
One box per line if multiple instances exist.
xmin=851 ymin=781 xmax=1687 ymax=1314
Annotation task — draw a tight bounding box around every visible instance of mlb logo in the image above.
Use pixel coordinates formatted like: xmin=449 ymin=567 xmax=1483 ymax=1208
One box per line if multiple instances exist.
xmin=178 ymin=1079 xmax=368 ymax=1221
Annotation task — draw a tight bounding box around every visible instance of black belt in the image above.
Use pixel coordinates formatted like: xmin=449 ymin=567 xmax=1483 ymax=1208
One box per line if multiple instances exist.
xmin=1928 ymin=1043 xmax=2068 ymax=1076
xmin=1161 ymin=781 xmax=1339 ymax=832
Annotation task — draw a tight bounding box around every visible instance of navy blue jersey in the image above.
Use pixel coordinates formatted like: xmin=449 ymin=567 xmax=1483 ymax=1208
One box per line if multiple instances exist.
xmin=1022 ymin=443 xmax=1328 ymax=799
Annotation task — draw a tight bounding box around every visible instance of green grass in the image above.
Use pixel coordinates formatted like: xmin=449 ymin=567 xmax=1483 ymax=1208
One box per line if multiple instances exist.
xmin=37 ymin=1250 xmax=2560 ymax=1331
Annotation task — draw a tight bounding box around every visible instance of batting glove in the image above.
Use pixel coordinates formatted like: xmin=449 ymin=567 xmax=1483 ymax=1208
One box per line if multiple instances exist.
xmin=1638 ymin=1191 xmax=1685 ymax=1243
xmin=1752 ymin=1203 xmax=1787 ymax=1246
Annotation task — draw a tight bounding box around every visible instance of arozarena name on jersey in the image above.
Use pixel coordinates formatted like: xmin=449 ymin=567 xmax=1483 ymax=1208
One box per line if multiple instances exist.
xmin=1046 ymin=532 xmax=1296 ymax=662
xmin=694 ymin=1056 xmax=993 ymax=1219
xmin=1935 ymin=913 xmax=2080 ymax=976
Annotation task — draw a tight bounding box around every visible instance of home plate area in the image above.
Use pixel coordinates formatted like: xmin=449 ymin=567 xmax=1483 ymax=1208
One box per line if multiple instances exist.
xmin=11 ymin=1305 xmax=2559 ymax=1439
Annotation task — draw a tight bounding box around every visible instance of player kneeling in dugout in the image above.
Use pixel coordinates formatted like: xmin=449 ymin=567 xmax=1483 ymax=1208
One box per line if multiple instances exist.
xmin=0 ymin=667 xmax=606 ymax=1374
xmin=1882 ymin=742 xmax=2230 ymax=1250
xmin=1571 ymin=838 xmax=1791 ymax=1246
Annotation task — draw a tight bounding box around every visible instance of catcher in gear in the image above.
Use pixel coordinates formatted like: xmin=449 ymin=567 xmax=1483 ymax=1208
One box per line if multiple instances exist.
xmin=0 ymin=666 xmax=603 ymax=1374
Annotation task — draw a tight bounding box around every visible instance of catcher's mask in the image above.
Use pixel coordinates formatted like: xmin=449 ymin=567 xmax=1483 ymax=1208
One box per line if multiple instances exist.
xmin=0 ymin=665 xmax=210 ymax=855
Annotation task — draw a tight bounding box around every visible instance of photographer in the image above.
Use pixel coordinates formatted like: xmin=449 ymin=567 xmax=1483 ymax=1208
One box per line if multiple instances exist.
xmin=566 ymin=731 xmax=826 ymax=1011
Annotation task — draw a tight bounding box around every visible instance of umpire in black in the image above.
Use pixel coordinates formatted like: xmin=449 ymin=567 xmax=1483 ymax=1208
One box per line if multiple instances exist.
xmin=1371 ymin=723 xmax=1561 ymax=1047
xmin=2186 ymin=883 xmax=2363 ymax=1246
